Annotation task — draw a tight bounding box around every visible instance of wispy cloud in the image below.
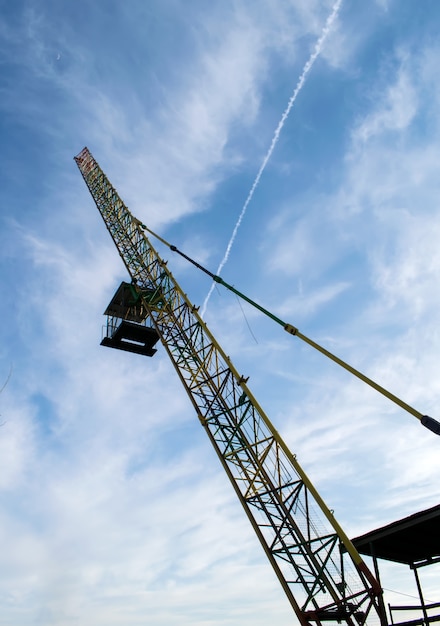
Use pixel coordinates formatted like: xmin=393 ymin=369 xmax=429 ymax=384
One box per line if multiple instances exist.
xmin=277 ymin=280 xmax=351 ymax=318
xmin=353 ymin=54 xmax=418 ymax=143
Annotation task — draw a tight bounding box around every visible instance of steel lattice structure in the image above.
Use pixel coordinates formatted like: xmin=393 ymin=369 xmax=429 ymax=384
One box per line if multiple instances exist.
xmin=75 ymin=147 xmax=387 ymax=626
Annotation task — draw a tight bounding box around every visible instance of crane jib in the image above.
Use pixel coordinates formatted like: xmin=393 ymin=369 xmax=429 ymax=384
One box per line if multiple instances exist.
xmin=75 ymin=146 xmax=389 ymax=626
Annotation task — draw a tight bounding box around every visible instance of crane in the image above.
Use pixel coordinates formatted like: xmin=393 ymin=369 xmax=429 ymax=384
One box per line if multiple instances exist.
xmin=75 ymin=146 xmax=387 ymax=626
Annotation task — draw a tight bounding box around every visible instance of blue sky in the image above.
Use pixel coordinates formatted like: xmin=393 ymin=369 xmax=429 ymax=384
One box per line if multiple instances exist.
xmin=1 ymin=0 xmax=440 ymax=624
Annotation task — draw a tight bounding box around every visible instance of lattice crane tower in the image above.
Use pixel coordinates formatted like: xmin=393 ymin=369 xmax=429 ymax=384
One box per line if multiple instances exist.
xmin=75 ymin=147 xmax=387 ymax=626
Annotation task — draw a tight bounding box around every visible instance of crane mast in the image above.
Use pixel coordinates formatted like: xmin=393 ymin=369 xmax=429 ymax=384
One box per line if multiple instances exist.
xmin=75 ymin=147 xmax=386 ymax=626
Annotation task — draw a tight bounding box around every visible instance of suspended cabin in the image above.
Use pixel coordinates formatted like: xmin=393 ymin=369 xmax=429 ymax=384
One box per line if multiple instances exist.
xmin=101 ymin=282 xmax=159 ymax=356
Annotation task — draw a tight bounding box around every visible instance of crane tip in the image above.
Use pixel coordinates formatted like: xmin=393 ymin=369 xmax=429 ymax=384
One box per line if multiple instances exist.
xmin=421 ymin=415 xmax=440 ymax=435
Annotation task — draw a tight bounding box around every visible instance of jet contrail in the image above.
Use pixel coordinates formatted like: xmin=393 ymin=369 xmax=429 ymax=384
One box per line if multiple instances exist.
xmin=201 ymin=0 xmax=343 ymax=317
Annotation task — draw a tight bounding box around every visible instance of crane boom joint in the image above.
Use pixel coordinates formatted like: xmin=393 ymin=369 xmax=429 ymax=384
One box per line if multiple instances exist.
xmin=284 ymin=323 xmax=299 ymax=336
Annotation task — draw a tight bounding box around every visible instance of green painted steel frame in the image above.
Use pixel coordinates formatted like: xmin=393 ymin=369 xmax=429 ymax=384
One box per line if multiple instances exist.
xmin=75 ymin=147 xmax=386 ymax=626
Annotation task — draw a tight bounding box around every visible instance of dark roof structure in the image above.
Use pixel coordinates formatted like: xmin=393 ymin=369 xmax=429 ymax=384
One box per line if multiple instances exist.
xmin=351 ymin=504 xmax=440 ymax=566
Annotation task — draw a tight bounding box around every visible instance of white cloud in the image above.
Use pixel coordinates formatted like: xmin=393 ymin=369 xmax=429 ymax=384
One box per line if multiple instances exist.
xmin=353 ymin=54 xmax=418 ymax=144
xmin=277 ymin=280 xmax=351 ymax=318
xmin=0 ymin=405 xmax=34 ymax=490
xmin=371 ymin=210 xmax=440 ymax=318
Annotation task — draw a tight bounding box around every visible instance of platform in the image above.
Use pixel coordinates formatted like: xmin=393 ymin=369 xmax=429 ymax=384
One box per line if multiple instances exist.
xmin=351 ymin=504 xmax=440 ymax=566
xmin=101 ymin=319 xmax=159 ymax=356
xmin=350 ymin=504 xmax=440 ymax=626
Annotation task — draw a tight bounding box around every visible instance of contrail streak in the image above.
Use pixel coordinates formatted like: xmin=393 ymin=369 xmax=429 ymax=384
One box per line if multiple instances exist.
xmin=201 ymin=0 xmax=343 ymax=317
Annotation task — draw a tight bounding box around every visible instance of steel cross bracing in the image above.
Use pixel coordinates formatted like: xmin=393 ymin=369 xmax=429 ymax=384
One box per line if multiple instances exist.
xmin=75 ymin=147 xmax=386 ymax=626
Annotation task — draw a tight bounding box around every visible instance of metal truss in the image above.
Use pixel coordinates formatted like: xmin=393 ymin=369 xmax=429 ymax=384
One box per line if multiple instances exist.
xmin=75 ymin=147 xmax=387 ymax=626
